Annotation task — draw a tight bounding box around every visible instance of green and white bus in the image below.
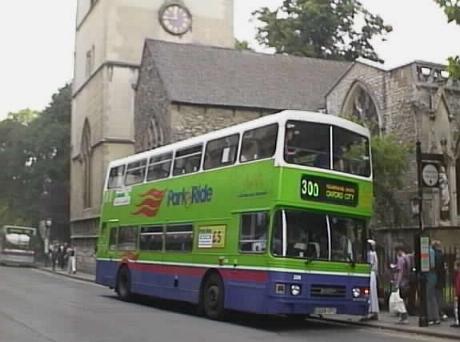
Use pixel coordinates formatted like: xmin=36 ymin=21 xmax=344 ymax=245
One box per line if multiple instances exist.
xmin=0 ymin=225 xmax=37 ymax=266
xmin=96 ymin=110 xmax=373 ymax=319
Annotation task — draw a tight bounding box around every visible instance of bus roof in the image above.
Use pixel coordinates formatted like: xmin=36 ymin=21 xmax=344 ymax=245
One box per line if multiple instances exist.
xmin=109 ymin=110 xmax=370 ymax=168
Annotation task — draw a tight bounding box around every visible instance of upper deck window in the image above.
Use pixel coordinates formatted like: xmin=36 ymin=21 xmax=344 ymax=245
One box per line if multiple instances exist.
xmin=240 ymin=124 xmax=278 ymax=163
xmin=107 ymin=165 xmax=125 ymax=189
xmin=284 ymin=121 xmax=370 ymax=177
xmin=204 ymin=134 xmax=239 ymax=170
xmin=284 ymin=121 xmax=330 ymax=169
xmin=125 ymin=160 xmax=147 ymax=186
xmin=333 ymin=127 xmax=370 ymax=177
xmin=147 ymin=152 xmax=172 ymax=181
xmin=173 ymin=145 xmax=202 ymax=176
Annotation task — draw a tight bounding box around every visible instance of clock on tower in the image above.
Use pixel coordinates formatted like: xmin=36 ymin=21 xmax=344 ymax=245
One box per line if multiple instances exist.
xmin=159 ymin=3 xmax=192 ymax=36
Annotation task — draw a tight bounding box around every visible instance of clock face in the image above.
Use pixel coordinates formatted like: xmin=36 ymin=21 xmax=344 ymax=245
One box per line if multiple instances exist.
xmin=159 ymin=4 xmax=192 ymax=36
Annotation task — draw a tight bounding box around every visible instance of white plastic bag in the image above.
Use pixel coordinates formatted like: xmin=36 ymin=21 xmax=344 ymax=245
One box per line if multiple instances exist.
xmin=389 ymin=290 xmax=407 ymax=314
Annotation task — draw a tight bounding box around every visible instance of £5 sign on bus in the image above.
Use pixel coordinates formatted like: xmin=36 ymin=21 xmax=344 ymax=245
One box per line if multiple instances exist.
xmin=300 ymin=175 xmax=358 ymax=207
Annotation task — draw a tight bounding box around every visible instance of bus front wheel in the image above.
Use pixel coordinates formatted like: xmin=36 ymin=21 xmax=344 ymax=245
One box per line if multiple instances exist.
xmin=116 ymin=266 xmax=132 ymax=301
xmin=202 ymin=273 xmax=225 ymax=320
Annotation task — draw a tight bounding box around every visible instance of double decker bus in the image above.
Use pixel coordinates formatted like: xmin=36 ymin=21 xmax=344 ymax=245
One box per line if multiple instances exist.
xmin=0 ymin=225 xmax=37 ymax=266
xmin=96 ymin=110 xmax=373 ymax=319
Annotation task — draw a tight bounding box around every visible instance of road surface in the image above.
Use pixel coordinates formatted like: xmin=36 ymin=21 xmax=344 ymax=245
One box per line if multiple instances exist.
xmin=0 ymin=266 xmax=448 ymax=342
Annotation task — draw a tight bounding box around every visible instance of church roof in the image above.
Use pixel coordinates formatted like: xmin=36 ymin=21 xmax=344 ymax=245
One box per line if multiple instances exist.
xmin=142 ymin=40 xmax=351 ymax=111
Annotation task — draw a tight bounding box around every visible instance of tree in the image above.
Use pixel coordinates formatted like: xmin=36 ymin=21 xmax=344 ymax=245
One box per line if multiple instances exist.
xmin=25 ymin=84 xmax=71 ymax=241
xmin=341 ymin=114 xmax=410 ymax=226
xmin=235 ymin=39 xmax=253 ymax=51
xmin=0 ymin=84 xmax=71 ymax=240
xmin=254 ymin=0 xmax=392 ymax=63
xmin=371 ymin=135 xmax=410 ymax=226
xmin=434 ymin=0 xmax=460 ymax=78
xmin=0 ymin=118 xmax=31 ymax=225
xmin=7 ymin=108 xmax=38 ymax=125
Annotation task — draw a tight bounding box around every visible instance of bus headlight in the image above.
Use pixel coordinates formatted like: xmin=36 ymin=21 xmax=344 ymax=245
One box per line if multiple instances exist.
xmin=352 ymin=287 xmax=361 ymax=298
xmin=290 ymin=284 xmax=301 ymax=296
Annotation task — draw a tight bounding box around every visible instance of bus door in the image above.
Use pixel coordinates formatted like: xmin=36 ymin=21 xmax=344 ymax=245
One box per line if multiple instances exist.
xmin=99 ymin=220 xmax=120 ymax=286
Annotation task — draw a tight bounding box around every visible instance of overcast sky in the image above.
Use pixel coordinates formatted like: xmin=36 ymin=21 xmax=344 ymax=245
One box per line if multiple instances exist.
xmin=0 ymin=0 xmax=459 ymax=120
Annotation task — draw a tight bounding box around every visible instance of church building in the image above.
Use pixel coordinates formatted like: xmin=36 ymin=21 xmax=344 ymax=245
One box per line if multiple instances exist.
xmin=71 ymin=0 xmax=460 ymax=272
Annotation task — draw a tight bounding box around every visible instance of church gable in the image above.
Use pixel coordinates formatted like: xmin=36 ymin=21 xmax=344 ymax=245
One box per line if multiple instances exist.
xmin=134 ymin=44 xmax=171 ymax=152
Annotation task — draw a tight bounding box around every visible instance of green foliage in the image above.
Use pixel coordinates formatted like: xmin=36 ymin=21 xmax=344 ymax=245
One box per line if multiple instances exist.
xmin=371 ymin=135 xmax=410 ymax=226
xmin=235 ymin=39 xmax=253 ymax=51
xmin=254 ymin=0 xmax=392 ymax=63
xmin=435 ymin=0 xmax=460 ymax=79
xmin=7 ymin=108 xmax=38 ymax=125
xmin=0 ymin=84 xmax=71 ymax=230
xmin=435 ymin=0 xmax=460 ymax=23
xmin=447 ymin=56 xmax=460 ymax=79
xmin=341 ymin=113 xmax=410 ymax=225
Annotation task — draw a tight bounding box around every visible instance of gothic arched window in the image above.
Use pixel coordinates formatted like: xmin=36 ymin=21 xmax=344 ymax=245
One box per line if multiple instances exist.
xmin=81 ymin=120 xmax=92 ymax=208
xmin=342 ymin=83 xmax=381 ymax=136
xmin=144 ymin=117 xmax=164 ymax=150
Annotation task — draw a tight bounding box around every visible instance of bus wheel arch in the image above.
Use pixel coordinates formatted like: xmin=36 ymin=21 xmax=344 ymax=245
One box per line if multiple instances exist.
xmin=199 ymin=269 xmax=226 ymax=320
xmin=116 ymin=264 xmax=132 ymax=301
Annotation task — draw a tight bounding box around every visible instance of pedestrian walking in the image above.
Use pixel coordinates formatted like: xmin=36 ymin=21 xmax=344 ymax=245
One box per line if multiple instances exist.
xmin=58 ymin=244 xmax=66 ymax=270
xmin=451 ymin=260 xmax=460 ymax=328
xmin=67 ymin=245 xmax=77 ymax=274
xmin=51 ymin=244 xmax=59 ymax=271
xmin=425 ymin=242 xmax=441 ymax=325
xmin=361 ymin=239 xmax=379 ymax=321
xmin=432 ymin=240 xmax=448 ymax=320
xmin=392 ymin=245 xmax=410 ymax=324
xmin=405 ymin=251 xmax=418 ymax=316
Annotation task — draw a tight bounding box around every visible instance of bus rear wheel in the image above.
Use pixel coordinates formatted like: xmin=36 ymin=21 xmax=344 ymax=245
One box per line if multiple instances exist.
xmin=116 ymin=266 xmax=132 ymax=301
xmin=202 ymin=273 xmax=225 ymax=320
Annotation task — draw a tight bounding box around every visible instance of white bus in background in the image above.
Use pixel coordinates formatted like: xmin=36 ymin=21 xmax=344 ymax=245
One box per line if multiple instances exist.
xmin=0 ymin=225 xmax=37 ymax=266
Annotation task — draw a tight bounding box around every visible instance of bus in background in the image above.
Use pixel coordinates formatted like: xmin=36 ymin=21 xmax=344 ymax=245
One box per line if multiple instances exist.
xmin=96 ymin=110 xmax=373 ymax=320
xmin=0 ymin=225 xmax=37 ymax=266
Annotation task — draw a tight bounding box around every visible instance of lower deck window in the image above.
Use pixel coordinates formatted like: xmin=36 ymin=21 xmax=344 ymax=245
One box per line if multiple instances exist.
xmin=239 ymin=212 xmax=269 ymax=253
xmin=165 ymin=224 xmax=193 ymax=252
xmin=140 ymin=226 xmax=163 ymax=251
xmin=117 ymin=226 xmax=138 ymax=251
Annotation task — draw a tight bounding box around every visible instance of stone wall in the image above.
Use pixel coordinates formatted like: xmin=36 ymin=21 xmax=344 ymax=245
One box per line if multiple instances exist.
xmin=169 ymin=104 xmax=276 ymax=143
xmin=134 ymin=46 xmax=171 ymax=152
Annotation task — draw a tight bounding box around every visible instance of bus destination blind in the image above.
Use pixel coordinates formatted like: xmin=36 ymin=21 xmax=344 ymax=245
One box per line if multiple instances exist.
xmin=300 ymin=175 xmax=359 ymax=207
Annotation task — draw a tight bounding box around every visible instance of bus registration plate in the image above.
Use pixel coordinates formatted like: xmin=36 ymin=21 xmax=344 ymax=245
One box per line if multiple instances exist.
xmin=313 ymin=307 xmax=337 ymax=315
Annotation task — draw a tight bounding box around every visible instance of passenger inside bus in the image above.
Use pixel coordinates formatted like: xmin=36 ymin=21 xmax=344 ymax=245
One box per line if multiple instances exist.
xmin=240 ymin=140 xmax=259 ymax=162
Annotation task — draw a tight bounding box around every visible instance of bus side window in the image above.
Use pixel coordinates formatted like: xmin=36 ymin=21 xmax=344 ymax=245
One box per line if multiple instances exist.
xmin=147 ymin=153 xmax=172 ymax=181
xmin=173 ymin=145 xmax=202 ymax=176
xmin=109 ymin=227 xmax=118 ymax=250
xmin=140 ymin=226 xmax=164 ymax=251
xmin=125 ymin=160 xmax=147 ymax=186
xmin=239 ymin=212 xmax=269 ymax=253
xmin=165 ymin=224 xmax=193 ymax=252
xmin=117 ymin=226 xmax=138 ymax=251
xmin=204 ymin=134 xmax=239 ymax=170
xmin=240 ymin=124 xmax=278 ymax=163
xmin=107 ymin=165 xmax=125 ymax=189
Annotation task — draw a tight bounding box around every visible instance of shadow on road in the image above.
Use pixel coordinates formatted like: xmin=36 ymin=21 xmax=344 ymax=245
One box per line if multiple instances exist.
xmin=101 ymin=293 xmax=357 ymax=333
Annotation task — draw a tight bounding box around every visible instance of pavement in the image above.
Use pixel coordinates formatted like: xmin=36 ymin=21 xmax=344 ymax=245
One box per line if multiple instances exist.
xmin=39 ymin=265 xmax=460 ymax=340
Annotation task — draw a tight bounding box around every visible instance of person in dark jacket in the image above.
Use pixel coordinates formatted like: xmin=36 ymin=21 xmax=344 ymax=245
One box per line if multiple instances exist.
xmin=451 ymin=260 xmax=460 ymax=328
xmin=433 ymin=240 xmax=448 ymax=320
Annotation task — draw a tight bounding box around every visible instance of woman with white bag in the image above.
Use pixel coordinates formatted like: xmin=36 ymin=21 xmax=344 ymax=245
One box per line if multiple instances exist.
xmin=390 ymin=246 xmax=409 ymax=324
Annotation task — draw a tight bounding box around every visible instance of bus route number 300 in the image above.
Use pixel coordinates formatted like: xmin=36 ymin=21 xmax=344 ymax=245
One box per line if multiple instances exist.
xmin=301 ymin=179 xmax=319 ymax=198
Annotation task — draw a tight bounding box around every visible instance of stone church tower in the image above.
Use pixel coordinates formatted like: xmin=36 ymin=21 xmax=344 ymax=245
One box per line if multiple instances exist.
xmin=71 ymin=0 xmax=234 ymax=272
